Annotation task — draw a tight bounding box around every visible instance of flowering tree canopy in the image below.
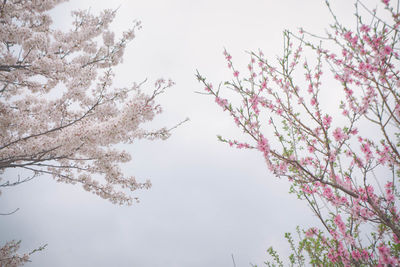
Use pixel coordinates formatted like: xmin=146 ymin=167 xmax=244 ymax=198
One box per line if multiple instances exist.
xmin=0 ymin=0 xmax=177 ymax=265
xmin=0 ymin=0 xmax=174 ymax=206
xmin=198 ymin=0 xmax=400 ymax=265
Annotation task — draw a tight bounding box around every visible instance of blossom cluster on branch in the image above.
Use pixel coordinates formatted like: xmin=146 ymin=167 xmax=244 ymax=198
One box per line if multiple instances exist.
xmin=0 ymin=0 xmax=173 ymax=204
xmin=198 ymin=0 xmax=400 ymax=265
xmin=1 ymin=0 xmax=174 ymax=264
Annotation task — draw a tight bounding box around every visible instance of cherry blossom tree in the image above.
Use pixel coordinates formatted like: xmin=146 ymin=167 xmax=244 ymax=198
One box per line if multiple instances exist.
xmin=1 ymin=0 xmax=176 ymax=265
xmin=198 ymin=0 xmax=399 ymax=265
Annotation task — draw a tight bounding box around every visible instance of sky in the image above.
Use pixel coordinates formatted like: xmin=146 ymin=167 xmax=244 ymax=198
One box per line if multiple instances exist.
xmin=0 ymin=0 xmax=379 ymax=266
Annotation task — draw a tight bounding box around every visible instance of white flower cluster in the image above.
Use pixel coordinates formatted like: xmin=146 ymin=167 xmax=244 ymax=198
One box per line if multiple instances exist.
xmin=0 ymin=0 xmax=173 ymax=206
xmin=0 ymin=241 xmax=29 ymax=267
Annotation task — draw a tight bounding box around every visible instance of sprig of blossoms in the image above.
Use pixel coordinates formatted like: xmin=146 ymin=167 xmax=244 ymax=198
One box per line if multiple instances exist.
xmin=198 ymin=0 xmax=400 ymax=265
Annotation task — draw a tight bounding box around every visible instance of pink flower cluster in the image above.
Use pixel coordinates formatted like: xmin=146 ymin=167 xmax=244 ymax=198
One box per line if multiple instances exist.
xmin=199 ymin=0 xmax=400 ymax=264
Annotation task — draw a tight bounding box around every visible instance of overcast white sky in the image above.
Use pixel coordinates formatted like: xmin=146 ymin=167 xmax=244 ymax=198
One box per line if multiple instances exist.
xmin=0 ymin=0 xmax=378 ymax=266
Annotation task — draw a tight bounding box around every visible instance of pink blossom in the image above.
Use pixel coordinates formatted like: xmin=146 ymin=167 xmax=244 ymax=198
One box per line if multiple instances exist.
xmin=385 ymin=182 xmax=395 ymax=202
xmin=350 ymin=128 xmax=358 ymax=135
xmin=344 ymin=31 xmax=353 ymax=42
xmin=215 ymin=97 xmax=228 ymax=109
xmin=378 ymin=244 xmax=393 ymax=264
xmin=333 ymin=127 xmax=346 ymax=141
xmin=361 ymin=250 xmax=370 ymax=260
xmin=322 ymin=115 xmax=332 ymax=128
xmin=383 ymin=45 xmax=392 ymax=55
xmin=360 ymin=142 xmax=372 ymax=161
xmin=334 ymin=214 xmax=346 ymax=235
xmin=261 ymin=81 xmax=267 ymax=89
xmin=352 ymin=250 xmax=361 ymax=261
xmin=257 ymin=136 xmax=270 ymax=158
xmin=360 ymin=24 xmax=371 ymax=33
xmin=394 ymin=234 xmax=400 ymax=244
xmin=305 ymin=227 xmax=318 ymax=237
xmin=328 ymin=151 xmax=336 ymax=162
xmin=323 ymin=186 xmax=334 ymax=199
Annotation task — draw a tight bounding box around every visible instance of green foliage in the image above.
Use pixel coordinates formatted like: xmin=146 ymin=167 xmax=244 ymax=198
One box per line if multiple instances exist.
xmin=262 ymin=227 xmax=338 ymax=267
xmin=265 ymin=246 xmax=284 ymax=267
